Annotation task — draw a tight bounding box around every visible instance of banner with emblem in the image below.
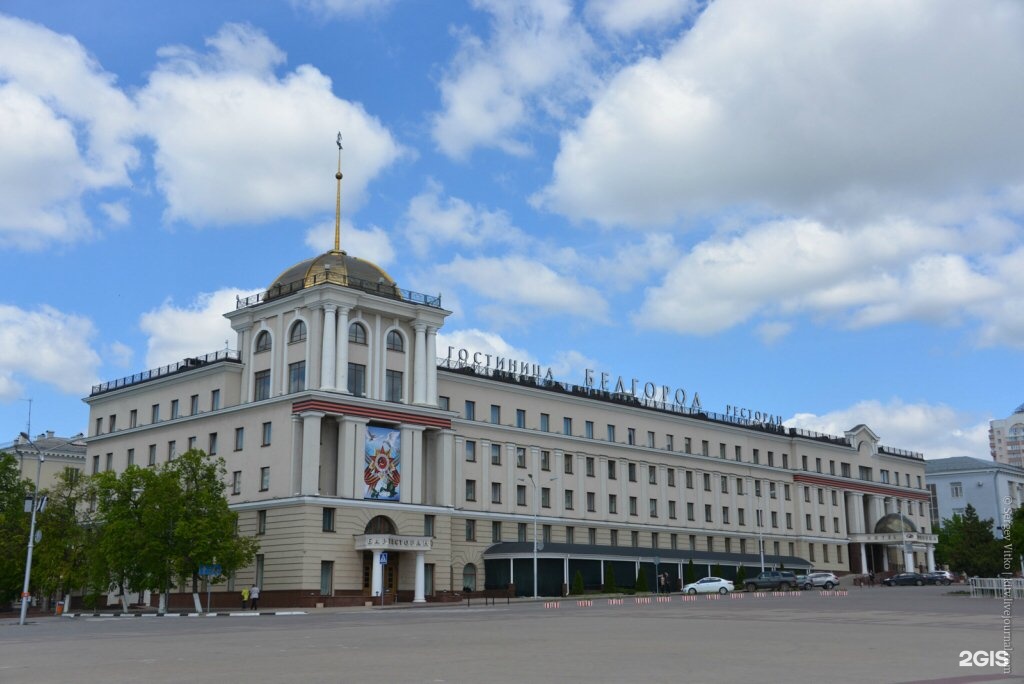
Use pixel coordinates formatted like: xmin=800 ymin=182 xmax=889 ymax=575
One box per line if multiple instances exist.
xmin=364 ymin=427 xmax=401 ymax=500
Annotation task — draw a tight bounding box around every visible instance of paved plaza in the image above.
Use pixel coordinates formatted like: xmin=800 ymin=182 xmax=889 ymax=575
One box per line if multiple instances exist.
xmin=1 ymin=586 xmax=1020 ymax=684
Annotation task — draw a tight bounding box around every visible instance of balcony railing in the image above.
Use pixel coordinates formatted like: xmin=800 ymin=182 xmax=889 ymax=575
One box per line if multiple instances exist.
xmin=91 ymin=350 xmax=241 ymax=396
xmin=237 ymin=271 xmax=442 ymax=310
xmin=878 ymin=445 xmax=924 ymax=460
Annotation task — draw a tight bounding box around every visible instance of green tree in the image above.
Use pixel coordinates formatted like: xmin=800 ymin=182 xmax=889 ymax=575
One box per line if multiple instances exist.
xmin=571 ymin=570 xmax=585 ymax=595
xmin=684 ymin=559 xmax=696 ymax=585
xmin=736 ymin=566 xmax=747 ymax=586
xmin=33 ymin=467 xmax=96 ymax=605
xmin=1008 ymin=506 xmax=1024 ymax=574
xmin=936 ymin=504 xmax=1002 ymax=577
xmin=0 ymin=453 xmax=31 ymax=603
xmin=635 ymin=567 xmax=649 ymax=593
xmin=602 ymin=564 xmax=617 ymax=593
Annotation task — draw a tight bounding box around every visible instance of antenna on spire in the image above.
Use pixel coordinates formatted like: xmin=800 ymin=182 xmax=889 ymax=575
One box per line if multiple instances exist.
xmin=334 ymin=132 xmax=343 ymax=253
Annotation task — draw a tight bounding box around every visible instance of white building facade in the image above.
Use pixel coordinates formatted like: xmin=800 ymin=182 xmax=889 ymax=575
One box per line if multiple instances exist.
xmin=83 ymin=247 xmax=936 ymax=607
xmin=989 ymin=403 xmax=1024 ymax=468
xmin=925 ymin=456 xmax=1024 ymax=531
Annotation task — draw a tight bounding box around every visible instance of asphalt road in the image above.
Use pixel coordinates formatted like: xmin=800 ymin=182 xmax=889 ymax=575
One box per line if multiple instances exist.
xmin=1 ymin=586 xmax=1019 ymax=684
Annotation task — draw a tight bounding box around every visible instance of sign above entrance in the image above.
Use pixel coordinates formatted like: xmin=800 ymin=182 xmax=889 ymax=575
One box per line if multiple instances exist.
xmin=355 ymin=534 xmax=433 ymax=552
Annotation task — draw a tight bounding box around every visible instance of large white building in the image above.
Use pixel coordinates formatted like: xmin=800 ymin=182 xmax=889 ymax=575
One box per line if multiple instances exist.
xmin=925 ymin=456 xmax=1024 ymax=531
xmin=989 ymin=403 xmax=1024 ymax=467
xmin=81 ymin=244 xmax=938 ymax=607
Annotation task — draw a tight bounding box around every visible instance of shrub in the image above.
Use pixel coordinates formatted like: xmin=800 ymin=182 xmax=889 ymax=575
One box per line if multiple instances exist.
xmin=603 ymin=565 xmax=617 ymax=593
xmin=635 ymin=568 xmax=649 ymax=593
xmin=571 ymin=570 xmax=585 ymax=595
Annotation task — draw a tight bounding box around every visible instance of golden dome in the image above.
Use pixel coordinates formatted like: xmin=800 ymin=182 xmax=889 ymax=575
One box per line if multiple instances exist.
xmin=264 ymin=250 xmax=400 ymax=301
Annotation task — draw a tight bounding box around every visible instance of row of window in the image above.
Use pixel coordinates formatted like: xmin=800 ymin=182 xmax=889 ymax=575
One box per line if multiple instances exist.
xmin=94 ymin=389 xmax=223 ymax=436
xmin=252 ymin=363 xmax=402 ymax=402
xmin=253 ymin=323 xmax=405 ymax=354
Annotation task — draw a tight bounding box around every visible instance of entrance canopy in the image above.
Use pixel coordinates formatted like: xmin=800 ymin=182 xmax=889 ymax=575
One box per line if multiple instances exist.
xmin=483 ymin=542 xmax=810 ymax=570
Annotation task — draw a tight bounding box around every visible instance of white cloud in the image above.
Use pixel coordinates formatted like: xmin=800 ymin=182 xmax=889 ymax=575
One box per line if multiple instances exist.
xmin=787 ymin=399 xmax=991 ymax=460
xmin=100 ymin=201 xmax=130 ymax=226
xmin=431 ymin=0 xmax=594 ymax=159
xmin=404 ymin=180 xmax=523 ymax=257
xmin=0 ymin=16 xmax=138 ymax=248
xmin=139 ymin=288 xmax=256 ymax=368
xmin=137 ymin=23 xmax=404 ymax=226
xmin=304 ymin=219 xmax=396 ymax=267
xmin=634 ymin=217 xmax=1010 ymax=336
xmin=291 ymin=0 xmax=397 ymax=19
xmin=586 ymin=0 xmax=699 ymax=35
xmin=438 ymin=328 xmax=535 ymax=365
xmin=0 ymin=304 xmax=101 ymax=399
xmin=436 ymin=255 xmax=609 ymax=325
xmin=540 ymin=0 xmax=1024 ymax=226
xmin=105 ymin=341 xmax=134 ymax=368
xmin=756 ymin=322 xmax=791 ymax=345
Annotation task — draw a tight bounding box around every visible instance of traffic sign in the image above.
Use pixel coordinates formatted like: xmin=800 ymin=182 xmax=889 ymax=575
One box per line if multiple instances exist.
xmin=199 ymin=564 xmax=222 ymax=577
xmin=379 ymin=552 xmax=388 ymax=564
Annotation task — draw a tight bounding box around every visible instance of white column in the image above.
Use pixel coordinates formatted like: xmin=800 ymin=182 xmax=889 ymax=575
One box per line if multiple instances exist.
xmin=335 ymin=419 xmax=347 ymax=498
xmin=300 ymin=411 xmax=324 ymax=495
xmin=413 ymin=323 xmax=427 ymax=405
xmin=882 ymin=551 xmax=889 ymax=572
xmin=320 ymin=304 xmax=337 ymax=390
xmin=903 ymin=546 xmax=914 ymax=573
xmin=335 ymin=306 xmax=350 ymax=393
xmin=859 ymin=544 xmax=869 ymax=575
xmin=291 ymin=414 xmax=303 ymax=495
xmin=926 ymin=545 xmax=935 ymax=572
xmin=371 ymin=550 xmax=383 ymax=597
xmin=426 ymin=327 xmax=438 ymax=404
xmin=414 ymin=551 xmax=426 ymax=603
xmin=346 ymin=417 xmax=369 ymax=499
xmin=439 ymin=429 xmax=455 ymax=507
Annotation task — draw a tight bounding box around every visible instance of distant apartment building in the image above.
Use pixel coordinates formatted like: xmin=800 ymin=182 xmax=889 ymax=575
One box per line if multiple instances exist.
xmin=989 ymin=403 xmax=1024 ymax=467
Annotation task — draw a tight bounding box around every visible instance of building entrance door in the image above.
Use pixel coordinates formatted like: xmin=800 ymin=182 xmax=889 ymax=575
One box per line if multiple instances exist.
xmin=362 ymin=552 xmax=399 ymax=597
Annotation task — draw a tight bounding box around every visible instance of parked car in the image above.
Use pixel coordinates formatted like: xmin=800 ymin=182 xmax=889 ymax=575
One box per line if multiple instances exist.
xmin=882 ymin=572 xmax=926 ymax=586
xmin=683 ymin=576 xmax=734 ymax=595
xmin=796 ymin=574 xmax=811 ymax=590
xmin=924 ymin=571 xmax=953 ymax=586
xmin=744 ymin=571 xmax=799 ymax=591
xmin=805 ymin=572 xmax=841 ymax=590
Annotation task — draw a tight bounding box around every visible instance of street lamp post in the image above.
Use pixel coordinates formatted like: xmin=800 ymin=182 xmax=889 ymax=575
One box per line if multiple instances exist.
xmin=518 ymin=473 xmax=557 ymax=599
xmin=16 ymin=433 xmax=44 ymax=626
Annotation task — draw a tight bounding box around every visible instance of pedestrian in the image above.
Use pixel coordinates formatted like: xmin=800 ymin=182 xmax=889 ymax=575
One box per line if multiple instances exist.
xmin=250 ymin=585 xmax=260 ymax=610
xmin=241 ymin=586 xmax=249 ymax=610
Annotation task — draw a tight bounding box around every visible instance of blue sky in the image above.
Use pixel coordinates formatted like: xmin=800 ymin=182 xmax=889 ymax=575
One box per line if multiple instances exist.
xmin=2 ymin=0 xmax=1023 ymax=458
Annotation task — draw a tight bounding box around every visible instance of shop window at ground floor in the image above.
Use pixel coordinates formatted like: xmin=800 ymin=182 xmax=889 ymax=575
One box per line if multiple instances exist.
xmin=463 ymin=563 xmax=477 ymax=591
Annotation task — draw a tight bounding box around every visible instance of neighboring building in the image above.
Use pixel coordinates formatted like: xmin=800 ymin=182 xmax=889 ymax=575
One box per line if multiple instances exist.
xmin=925 ymin=456 xmax=1024 ymax=531
xmin=989 ymin=403 xmax=1024 ymax=467
xmin=80 ymin=170 xmax=935 ymax=606
xmin=1 ymin=431 xmax=87 ymax=487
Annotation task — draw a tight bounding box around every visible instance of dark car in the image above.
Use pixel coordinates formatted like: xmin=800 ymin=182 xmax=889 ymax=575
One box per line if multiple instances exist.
xmin=882 ymin=572 xmax=926 ymax=586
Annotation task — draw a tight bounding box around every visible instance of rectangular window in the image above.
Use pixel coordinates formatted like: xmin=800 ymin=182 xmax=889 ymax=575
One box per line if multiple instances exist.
xmin=628 ymin=463 xmax=637 ymax=482
xmin=784 ymin=484 xmax=791 ymax=501
xmin=725 ymin=538 xmax=732 ymax=553
xmin=492 ymin=521 xmax=502 ymax=542
xmin=424 ymin=515 xmax=435 ymax=537
xmin=585 ymin=421 xmax=594 ymax=439
xmin=109 ymin=414 xmax=117 ymax=432
xmin=805 ymin=513 xmax=813 ymax=530
xmin=257 ymin=510 xmax=267 ymax=535
xmin=735 ymin=445 xmax=742 ymax=461
xmin=666 ymin=434 xmax=674 ymax=451
xmin=607 ymin=424 xmax=616 ymax=442
xmin=706 ymin=537 xmax=714 ymax=552
xmin=830 ymin=460 xmax=836 ymax=475
xmin=541 ymin=487 xmax=551 ymax=508
xmin=819 ymin=515 xmax=826 ymax=531
xmin=627 ymin=428 xmax=635 ymax=445
xmin=769 ymin=482 xmax=777 ymax=499
xmin=752 ymin=448 xmax=759 ymax=464
xmin=148 ymin=444 xmax=156 ymax=466
xmin=322 ymin=508 xmax=335 ymax=532
xmin=786 ymin=513 xmax=793 ymax=529
xmin=704 ymin=504 xmax=713 ymax=522
xmin=755 ymin=480 xmax=762 ymax=497
xmin=232 ymin=471 xmax=241 ymax=495
xmin=804 ymin=487 xmax=811 ymax=503
xmin=385 ymin=369 xmax=402 ymax=402
xmin=736 ymin=477 xmax=744 ymax=495
xmin=541 ymin=450 xmax=550 ymax=471
xmin=187 ymin=436 xmax=197 ymax=451
xmin=516 ymin=409 xmax=526 ymax=428
xmin=491 ymin=482 xmax=501 ymax=504
xmin=880 ymin=469 xmax=890 ymax=484
xmin=721 ymin=507 xmax=729 ymax=524
xmin=540 ymin=413 xmax=550 ymax=432
xmin=841 ymin=462 xmax=851 ymax=478
xmin=259 ymin=466 xmax=269 ymax=491
xmin=105 ymin=453 xmax=113 ymax=471
xmin=703 ymin=473 xmax=711 ymax=491
xmin=701 ymin=440 xmax=709 ymax=456
xmin=129 ymin=409 xmax=138 ymax=428
xmin=464 ymin=400 xmax=476 ymax=420
xmin=253 ymin=371 xmax=270 ymax=401
xmin=517 ymin=485 xmax=527 ymax=506
xmin=631 ymin=531 xmax=639 ymax=547
xmin=833 ymin=517 xmax=840 ymax=533
xmin=817 ymin=488 xmax=824 ymax=505
xmin=288 ymin=361 xmax=306 ymax=393
xmin=151 ymin=404 xmax=160 ymax=423
xmin=668 ymin=500 xmax=677 ymax=519
xmin=563 ymin=417 xmax=573 ymax=435
xmin=738 ymin=508 xmax=745 ymax=526
xmin=772 ymin=511 xmax=779 ymax=528
xmin=465 ymin=479 xmax=476 ymax=501
xmin=94 ymin=417 xmax=102 ymax=436
xmin=564 ymin=455 xmax=573 ymax=474
xmin=647 ymin=431 xmax=655 ymax=448
xmin=721 ymin=475 xmax=729 ymax=494
xmin=517 ymin=523 xmax=528 ymax=542
xmin=167 ymin=441 xmax=176 ymax=461
xmin=629 ymin=496 xmax=638 ymax=516
xmin=686 ymin=471 xmax=693 ymax=489
xmin=719 ymin=443 xmax=726 ymax=459
xmin=465 ymin=519 xmax=476 ymax=542
xmin=516 ymin=447 xmax=526 ymax=468
xmin=589 ymin=528 xmax=597 ymax=545
xmin=171 ymin=399 xmax=180 ymax=419
xmin=320 ymin=561 xmax=334 ymax=596
xmin=190 ymin=394 xmax=199 ymax=415
xmin=490 ymin=443 xmax=501 ymax=465
xmin=586 ymin=457 xmax=595 ymax=476
xmin=782 ymin=453 xmax=789 ymax=469
xmin=586 ymin=492 xmax=596 ymax=512
xmin=808 ymin=543 xmax=816 ymax=563
xmin=950 ymin=482 xmax=963 ymax=497
xmin=490 ymin=404 xmax=501 ymax=424
xmin=564 ymin=489 xmax=574 ymax=510
xmin=566 ymin=526 xmax=574 ymax=544
xmin=211 ymin=389 xmax=220 ymax=411
xmin=608 ymin=460 xmax=617 ymax=480
xmin=610 ymin=530 xmax=618 ymax=546
xmin=648 ymin=465 xmax=657 ymax=484
xmin=649 ymin=498 xmax=658 ymax=517
xmin=234 ymin=427 xmax=244 ymax=451
xmin=209 ymin=432 xmax=218 ymax=456
xmin=465 ymin=440 xmax=476 ymax=462
xmin=348 ymin=363 xmax=366 ymax=396
xmin=261 ymin=422 xmax=272 ymax=446
xmin=127 ymin=448 xmax=134 ymax=466
xmin=609 ymin=494 xmax=618 ymax=514
xmin=831 ymin=490 xmax=838 ymax=506
xmin=689 ymin=534 xmax=696 ymax=550
xmin=668 ymin=469 xmax=675 ymax=487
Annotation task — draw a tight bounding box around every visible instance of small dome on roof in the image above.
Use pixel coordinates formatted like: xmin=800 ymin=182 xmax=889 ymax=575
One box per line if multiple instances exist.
xmin=874 ymin=513 xmax=917 ymax=534
xmin=264 ymin=250 xmax=400 ymax=302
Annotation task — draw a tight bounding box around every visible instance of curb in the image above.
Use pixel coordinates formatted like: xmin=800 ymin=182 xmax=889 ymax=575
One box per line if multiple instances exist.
xmin=62 ymin=610 xmax=308 ymax=618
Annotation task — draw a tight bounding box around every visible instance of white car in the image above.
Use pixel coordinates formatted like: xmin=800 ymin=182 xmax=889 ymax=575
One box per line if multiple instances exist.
xmin=682 ymin=576 xmax=734 ymax=595
xmin=805 ymin=572 xmax=841 ymax=590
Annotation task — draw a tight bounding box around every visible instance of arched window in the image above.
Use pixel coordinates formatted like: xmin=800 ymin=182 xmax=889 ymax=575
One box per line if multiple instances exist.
xmin=289 ymin=320 xmax=307 ymax=344
xmin=462 ymin=563 xmax=477 ymax=592
xmin=349 ymin=322 xmax=367 ymax=345
xmin=254 ymin=331 xmax=271 ymax=353
xmin=386 ymin=330 xmax=404 ymax=352
xmin=364 ymin=515 xmax=396 ymax=535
